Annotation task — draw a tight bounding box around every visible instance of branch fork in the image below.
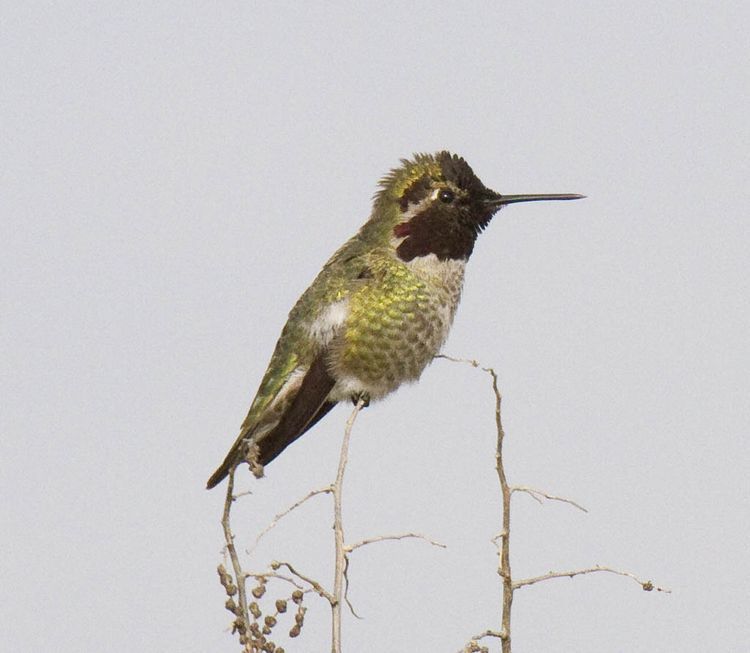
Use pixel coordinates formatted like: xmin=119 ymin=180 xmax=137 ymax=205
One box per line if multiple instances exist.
xmin=439 ymin=354 xmax=669 ymax=653
xmin=219 ymin=397 xmax=445 ymax=653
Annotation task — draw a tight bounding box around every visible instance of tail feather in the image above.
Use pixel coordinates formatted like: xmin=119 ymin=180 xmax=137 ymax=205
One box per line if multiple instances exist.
xmin=206 ymin=353 xmax=336 ymax=489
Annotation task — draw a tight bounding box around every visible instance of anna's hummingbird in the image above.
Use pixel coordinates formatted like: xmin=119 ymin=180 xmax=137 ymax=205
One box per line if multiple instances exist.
xmin=206 ymin=151 xmax=583 ymax=488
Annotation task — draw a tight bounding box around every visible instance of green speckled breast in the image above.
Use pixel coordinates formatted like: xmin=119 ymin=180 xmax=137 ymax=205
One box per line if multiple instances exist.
xmin=332 ymin=254 xmax=465 ymax=399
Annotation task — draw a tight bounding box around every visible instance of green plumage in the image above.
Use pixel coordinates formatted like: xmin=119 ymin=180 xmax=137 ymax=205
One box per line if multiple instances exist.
xmin=206 ymin=151 xmax=583 ymax=487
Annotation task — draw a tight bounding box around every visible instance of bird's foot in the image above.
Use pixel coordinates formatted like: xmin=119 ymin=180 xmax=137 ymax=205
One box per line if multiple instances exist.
xmin=243 ymin=442 xmax=265 ymax=478
xmin=352 ymin=392 xmax=370 ymax=408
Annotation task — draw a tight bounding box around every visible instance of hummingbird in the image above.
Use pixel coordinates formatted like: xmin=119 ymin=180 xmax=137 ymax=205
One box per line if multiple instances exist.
xmin=206 ymin=151 xmax=583 ymax=488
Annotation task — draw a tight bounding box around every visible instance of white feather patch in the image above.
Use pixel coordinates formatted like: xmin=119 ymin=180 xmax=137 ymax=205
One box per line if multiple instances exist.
xmin=406 ymin=254 xmax=466 ymax=285
xmin=307 ymin=299 xmax=349 ymax=346
xmin=259 ymin=366 xmax=306 ymax=414
xmin=406 ymin=254 xmax=466 ymax=337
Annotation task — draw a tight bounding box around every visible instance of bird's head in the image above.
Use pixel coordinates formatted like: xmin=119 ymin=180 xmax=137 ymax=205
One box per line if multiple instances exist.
xmin=374 ymin=151 xmax=583 ymax=262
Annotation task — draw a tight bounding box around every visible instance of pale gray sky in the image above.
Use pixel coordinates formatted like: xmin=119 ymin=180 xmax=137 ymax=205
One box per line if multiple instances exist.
xmin=3 ymin=3 xmax=749 ymax=652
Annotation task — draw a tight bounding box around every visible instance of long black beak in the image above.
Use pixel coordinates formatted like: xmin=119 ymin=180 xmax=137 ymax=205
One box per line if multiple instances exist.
xmin=485 ymin=192 xmax=586 ymax=206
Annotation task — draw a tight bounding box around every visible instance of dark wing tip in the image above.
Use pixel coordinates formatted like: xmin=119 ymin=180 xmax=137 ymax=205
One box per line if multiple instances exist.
xmin=206 ymin=465 xmax=228 ymax=489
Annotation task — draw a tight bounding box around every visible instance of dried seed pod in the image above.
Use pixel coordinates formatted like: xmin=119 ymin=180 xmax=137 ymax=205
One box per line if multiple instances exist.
xmin=217 ymin=565 xmax=238 ymax=596
xmin=275 ymin=599 xmax=287 ymax=613
xmin=291 ymin=590 xmax=303 ymax=604
xmin=289 ymin=625 xmax=301 ymax=638
xmin=249 ymin=602 xmax=262 ymax=619
xmin=264 ymin=615 xmax=277 ymax=628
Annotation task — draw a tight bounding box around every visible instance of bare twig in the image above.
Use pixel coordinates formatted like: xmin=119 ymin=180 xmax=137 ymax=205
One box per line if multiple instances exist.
xmin=457 ymin=629 xmax=504 ymax=653
xmin=487 ymin=366 xmax=513 ymax=653
xmin=270 ymin=560 xmax=336 ymax=604
xmin=440 ymin=357 xmax=515 ymax=651
xmin=346 ymin=532 xmax=447 ymax=552
xmin=244 ymin=570 xmax=309 ymax=592
xmin=219 ymin=395 xmax=444 ymax=651
xmin=438 ymin=354 xmax=513 ymax=650
xmin=514 ymin=565 xmax=671 ymax=592
xmin=331 ymin=398 xmax=366 ymax=653
xmin=247 ymin=486 xmax=332 ymax=556
xmin=341 ymin=533 xmax=447 ymax=622
xmin=511 ymin=485 xmax=588 ymax=513
xmin=219 ymin=385 xmax=450 ymax=651
xmin=435 ymin=353 xmax=483 ymax=368
xmin=342 ymin=557 xmax=363 ymax=619
xmin=439 ymin=353 xmax=668 ymax=653
xmin=221 ymin=468 xmax=251 ymax=648
xmin=473 ymin=629 xmax=504 ymax=640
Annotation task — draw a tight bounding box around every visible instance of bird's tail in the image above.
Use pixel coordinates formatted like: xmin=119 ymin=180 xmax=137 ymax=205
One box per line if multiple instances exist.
xmin=205 ymin=437 xmax=253 ymax=489
xmin=206 ymin=398 xmax=336 ymax=489
xmin=206 ymin=353 xmax=338 ymax=489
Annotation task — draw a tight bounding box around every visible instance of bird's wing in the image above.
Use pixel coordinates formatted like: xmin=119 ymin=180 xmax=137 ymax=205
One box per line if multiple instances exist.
xmin=206 ymin=246 xmax=373 ymax=489
xmin=251 ymin=351 xmax=337 ymax=466
xmin=205 ymin=349 xmax=335 ymax=488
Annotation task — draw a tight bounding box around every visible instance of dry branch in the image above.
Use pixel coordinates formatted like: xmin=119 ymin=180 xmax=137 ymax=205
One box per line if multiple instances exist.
xmin=221 ymin=468 xmax=251 ymax=648
xmin=217 ymin=394 xmax=445 ymax=652
xmin=346 ymin=532 xmax=446 ymax=552
xmin=514 ymin=565 xmax=670 ymax=592
xmin=510 ymin=485 xmax=588 ymax=513
xmin=247 ymin=486 xmax=332 ymax=556
xmin=331 ymin=397 xmax=366 ymax=653
xmin=438 ymin=353 xmax=668 ymax=653
xmin=271 ymin=560 xmax=336 ymax=604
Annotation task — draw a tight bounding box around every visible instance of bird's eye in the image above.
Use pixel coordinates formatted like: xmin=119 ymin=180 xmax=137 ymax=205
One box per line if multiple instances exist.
xmin=438 ymin=189 xmax=455 ymax=204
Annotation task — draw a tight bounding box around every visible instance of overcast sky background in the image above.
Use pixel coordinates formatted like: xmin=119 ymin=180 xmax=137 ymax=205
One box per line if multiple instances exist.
xmin=3 ymin=3 xmax=749 ymax=652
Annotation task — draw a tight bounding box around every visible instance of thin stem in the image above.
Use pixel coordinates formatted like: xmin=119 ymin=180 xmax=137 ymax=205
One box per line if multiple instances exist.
xmin=488 ymin=368 xmax=513 ymax=653
xmin=514 ymin=565 xmax=671 ymax=592
xmin=437 ymin=354 xmax=514 ymax=651
xmin=510 ymin=485 xmax=588 ymax=513
xmin=221 ymin=469 xmax=250 ymax=648
xmin=247 ymin=486 xmax=332 ymax=556
xmin=331 ymin=398 xmax=365 ymax=653
xmin=346 ymin=533 xmax=446 ymax=552
xmin=271 ymin=560 xmax=336 ymax=603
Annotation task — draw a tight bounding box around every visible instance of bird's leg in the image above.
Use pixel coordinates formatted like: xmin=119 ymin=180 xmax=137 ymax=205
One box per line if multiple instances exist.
xmin=242 ymin=441 xmax=265 ymax=478
xmin=352 ymin=392 xmax=370 ymax=408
